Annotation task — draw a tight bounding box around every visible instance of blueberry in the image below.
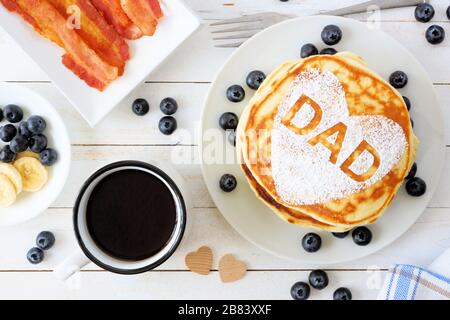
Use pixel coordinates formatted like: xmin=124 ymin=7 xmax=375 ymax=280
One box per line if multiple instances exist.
xmin=405 ymin=177 xmax=426 ymax=197
xmin=0 ymin=145 xmax=16 ymax=163
xmin=39 ymin=148 xmax=58 ymax=166
xmin=389 ymin=71 xmax=408 ymax=89
xmin=4 ymin=104 xmax=23 ymax=123
xmin=0 ymin=124 xmax=17 ymax=142
xmin=410 ymin=118 xmax=414 ymax=128
xmin=158 ymin=116 xmax=177 ymax=135
xmin=0 ymin=108 xmax=3 ymax=122
xmin=27 ymin=247 xmax=44 ymax=264
xmin=160 ymin=97 xmax=178 ymax=115
xmin=29 ymin=134 xmax=48 ymax=153
xmin=402 ymin=96 xmax=411 ymax=111
xmin=352 ymin=227 xmax=372 ymax=246
xmin=219 ymin=174 xmax=237 ymax=192
xmin=405 ymin=162 xmax=417 ymax=180
xmin=447 ymin=6 xmax=450 ymax=20
xmin=426 ymin=25 xmax=445 ymax=45
xmin=10 ymin=135 xmax=28 ymax=153
xmin=320 ymin=47 xmax=338 ymax=55
xmin=226 ymin=85 xmax=245 ymax=103
xmin=18 ymin=121 xmax=32 ymax=138
xmin=36 ymin=231 xmax=55 ymax=250
xmin=414 ymin=3 xmax=435 ymax=23
xmin=301 ymin=43 xmax=319 ymax=58
xmin=332 ymin=231 xmax=350 ymax=239
xmin=132 ymin=98 xmax=149 ymax=116
xmin=290 ymin=282 xmax=310 ymax=300
xmin=219 ymin=112 xmax=239 ymax=130
xmin=227 ymin=130 xmax=236 ymax=147
xmin=27 ymin=115 xmax=47 ymax=134
xmin=333 ymin=287 xmax=352 ymax=300
xmin=246 ymin=70 xmax=266 ymax=90
xmin=321 ymin=25 xmax=342 ymax=45
xmin=302 ymin=233 xmax=321 ymax=253
xmin=308 ymin=270 xmax=329 ymax=290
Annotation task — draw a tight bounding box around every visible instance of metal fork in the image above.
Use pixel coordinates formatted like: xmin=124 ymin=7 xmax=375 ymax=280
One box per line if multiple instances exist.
xmin=211 ymin=0 xmax=426 ymax=48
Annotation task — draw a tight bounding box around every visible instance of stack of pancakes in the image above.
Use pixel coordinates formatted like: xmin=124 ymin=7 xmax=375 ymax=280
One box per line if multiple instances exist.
xmin=237 ymin=52 xmax=418 ymax=232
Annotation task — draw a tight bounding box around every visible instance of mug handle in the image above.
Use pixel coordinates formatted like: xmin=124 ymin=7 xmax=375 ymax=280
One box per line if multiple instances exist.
xmin=53 ymin=249 xmax=91 ymax=281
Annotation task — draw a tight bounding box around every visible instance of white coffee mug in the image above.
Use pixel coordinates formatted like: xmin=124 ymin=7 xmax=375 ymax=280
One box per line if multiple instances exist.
xmin=54 ymin=161 xmax=190 ymax=280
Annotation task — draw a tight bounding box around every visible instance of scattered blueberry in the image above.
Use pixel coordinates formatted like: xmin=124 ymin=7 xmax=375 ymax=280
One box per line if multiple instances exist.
xmin=3 ymin=104 xmax=23 ymax=123
xmin=332 ymin=231 xmax=350 ymax=239
xmin=0 ymin=124 xmax=17 ymax=142
xmin=308 ymin=270 xmax=329 ymax=290
xmin=9 ymin=135 xmax=28 ymax=153
xmin=29 ymin=134 xmax=48 ymax=153
xmin=0 ymin=108 xmax=3 ymax=122
xmin=302 ymin=233 xmax=321 ymax=253
xmin=219 ymin=174 xmax=237 ymax=192
xmin=410 ymin=118 xmax=414 ymax=128
xmin=246 ymin=70 xmax=266 ymax=90
xmin=0 ymin=145 xmax=16 ymax=163
xmin=158 ymin=116 xmax=177 ymax=135
xmin=333 ymin=287 xmax=352 ymax=300
xmin=405 ymin=177 xmax=426 ymax=197
xmin=389 ymin=71 xmax=408 ymax=89
xmin=301 ymin=43 xmax=319 ymax=58
xmin=426 ymin=25 xmax=445 ymax=45
xmin=27 ymin=247 xmax=44 ymax=264
xmin=352 ymin=227 xmax=372 ymax=246
xmin=36 ymin=231 xmax=55 ymax=250
xmin=39 ymin=148 xmax=58 ymax=166
xmin=447 ymin=6 xmax=450 ymax=20
xmin=227 ymin=130 xmax=236 ymax=147
xmin=321 ymin=25 xmax=342 ymax=45
xmin=414 ymin=3 xmax=435 ymax=23
xmin=405 ymin=163 xmax=417 ymax=180
xmin=219 ymin=112 xmax=239 ymax=131
xmin=320 ymin=47 xmax=338 ymax=55
xmin=132 ymin=98 xmax=149 ymax=116
xmin=402 ymin=96 xmax=411 ymax=111
xmin=27 ymin=115 xmax=46 ymax=134
xmin=18 ymin=121 xmax=32 ymax=138
xmin=226 ymin=85 xmax=245 ymax=103
xmin=160 ymin=97 xmax=178 ymax=115
xmin=290 ymin=282 xmax=310 ymax=300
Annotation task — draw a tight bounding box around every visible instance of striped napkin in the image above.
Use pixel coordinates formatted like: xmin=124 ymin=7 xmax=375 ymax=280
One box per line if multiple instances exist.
xmin=378 ymin=248 xmax=450 ymax=300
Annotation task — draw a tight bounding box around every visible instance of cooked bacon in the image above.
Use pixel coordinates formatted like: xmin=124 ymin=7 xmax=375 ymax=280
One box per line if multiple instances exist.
xmin=148 ymin=0 xmax=163 ymax=19
xmin=90 ymin=0 xmax=143 ymax=40
xmin=47 ymin=0 xmax=129 ymax=75
xmin=120 ymin=0 xmax=158 ymax=36
xmin=4 ymin=0 xmax=118 ymax=90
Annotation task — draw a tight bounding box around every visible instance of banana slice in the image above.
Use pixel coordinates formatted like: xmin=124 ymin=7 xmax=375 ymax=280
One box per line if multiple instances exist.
xmin=16 ymin=151 xmax=40 ymax=160
xmin=13 ymin=157 xmax=48 ymax=192
xmin=0 ymin=174 xmax=17 ymax=208
xmin=0 ymin=163 xmax=23 ymax=194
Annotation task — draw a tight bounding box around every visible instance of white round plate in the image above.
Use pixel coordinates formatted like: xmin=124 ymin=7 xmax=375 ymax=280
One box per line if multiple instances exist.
xmin=200 ymin=16 xmax=445 ymax=264
xmin=0 ymin=83 xmax=71 ymax=226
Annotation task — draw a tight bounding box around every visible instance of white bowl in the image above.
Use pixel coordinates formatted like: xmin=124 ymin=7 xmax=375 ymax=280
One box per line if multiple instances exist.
xmin=0 ymin=83 xmax=71 ymax=225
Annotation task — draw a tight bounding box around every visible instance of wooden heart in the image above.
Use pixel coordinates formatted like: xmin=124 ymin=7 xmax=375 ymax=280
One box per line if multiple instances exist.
xmin=185 ymin=246 xmax=213 ymax=275
xmin=219 ymin=254 xmax=247 ymax=283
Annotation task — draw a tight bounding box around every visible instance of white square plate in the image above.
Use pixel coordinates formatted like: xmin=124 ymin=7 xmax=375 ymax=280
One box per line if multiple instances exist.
xmin=0 ymin=0 xmax=200 ymax=126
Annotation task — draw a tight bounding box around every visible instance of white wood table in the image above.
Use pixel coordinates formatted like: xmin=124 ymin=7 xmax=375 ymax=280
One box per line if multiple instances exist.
xmin=0 ymin=0 xmax=449 ymax=300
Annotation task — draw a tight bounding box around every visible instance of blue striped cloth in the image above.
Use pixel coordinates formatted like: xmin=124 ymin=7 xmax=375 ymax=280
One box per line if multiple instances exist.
xmin=379 ymin=264 xmax=450 ymax=300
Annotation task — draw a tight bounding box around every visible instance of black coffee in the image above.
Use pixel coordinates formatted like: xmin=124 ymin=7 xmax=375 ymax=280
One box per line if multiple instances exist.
xmin=86 ymin=169 xmax=177 ymax=261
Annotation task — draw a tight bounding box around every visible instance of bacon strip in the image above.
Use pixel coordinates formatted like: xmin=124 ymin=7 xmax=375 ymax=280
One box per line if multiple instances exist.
xmin=120 ymin=0 xmax=159 ymax=36
xmin=47 ymin=0 xmax=129 ymax=74
xmin=148 ymin=0 xmax=163 ymax=19
xmin=90 ymin=0 xmax=143 ymax=40
xmin=3 ymin=0 xmax=118 ymax=90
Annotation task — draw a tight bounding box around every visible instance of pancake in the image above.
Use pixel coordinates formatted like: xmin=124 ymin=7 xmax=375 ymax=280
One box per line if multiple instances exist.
xmin=237 ymin=52 xmax=417 ymax=229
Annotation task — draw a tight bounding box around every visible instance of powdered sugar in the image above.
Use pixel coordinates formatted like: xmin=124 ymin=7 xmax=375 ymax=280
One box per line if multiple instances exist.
xmin=271 ymin=69 xmax=407 ymax=205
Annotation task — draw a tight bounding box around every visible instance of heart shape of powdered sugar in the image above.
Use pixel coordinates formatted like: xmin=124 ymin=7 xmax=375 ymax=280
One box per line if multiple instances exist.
xmin=271 ymin=68 xmax=407 ymax=205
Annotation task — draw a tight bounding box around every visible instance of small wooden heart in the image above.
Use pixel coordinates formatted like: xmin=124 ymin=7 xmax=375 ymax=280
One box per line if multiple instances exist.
xmin=185 ymin=246 xmax=213 ymax=275
xmin=219 ymin=254 xmax=247 ymax=283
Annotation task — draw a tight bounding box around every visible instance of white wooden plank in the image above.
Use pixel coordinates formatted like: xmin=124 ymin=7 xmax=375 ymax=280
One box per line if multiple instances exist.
xmin=0 ymin=270 xmax=381 ymax=300
xmin=0 ymin=207 xmax=448 ymax=271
